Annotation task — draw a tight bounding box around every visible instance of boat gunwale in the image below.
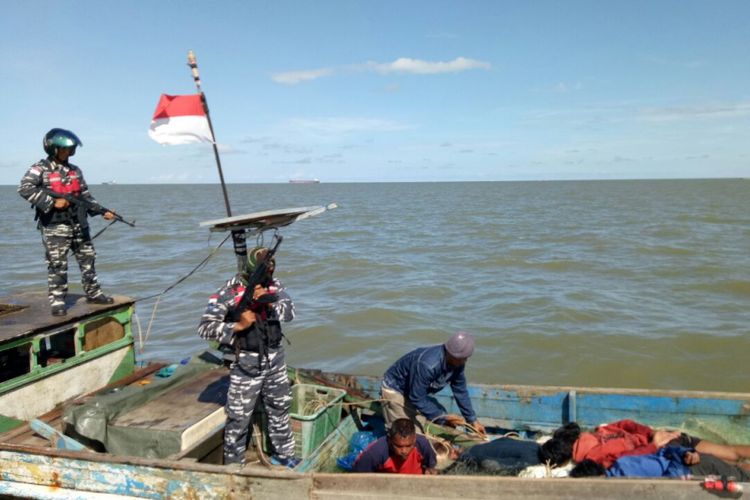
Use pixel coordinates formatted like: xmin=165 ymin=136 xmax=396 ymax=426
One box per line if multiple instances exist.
xmin=0 ymin=441 xmax=728 ymax=500
xmin=306 ymin=368 xmax=750 ymax=401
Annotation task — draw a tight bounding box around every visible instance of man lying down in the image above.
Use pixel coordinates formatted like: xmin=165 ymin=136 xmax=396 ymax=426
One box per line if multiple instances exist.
xmin=442 ymin=423 xmax=581 ymax=477
xmin=444 ymin=419 xmax=750 ymax=480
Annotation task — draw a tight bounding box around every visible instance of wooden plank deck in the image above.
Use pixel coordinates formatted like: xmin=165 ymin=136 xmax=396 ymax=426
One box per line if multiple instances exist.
xmin=110 ymin=367 xmax=229 ymax=452
xmin=0 ymin=291 xmax=133 ymax=343
xmin=0 ymin=362 xmax=166 ymax=448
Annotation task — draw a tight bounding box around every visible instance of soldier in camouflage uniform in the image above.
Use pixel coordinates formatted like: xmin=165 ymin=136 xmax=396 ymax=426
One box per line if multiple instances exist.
xmin=198 ymin=247 xmax=300 ymax=468
xmin=18 ymin=128 xmax=116 ymax=317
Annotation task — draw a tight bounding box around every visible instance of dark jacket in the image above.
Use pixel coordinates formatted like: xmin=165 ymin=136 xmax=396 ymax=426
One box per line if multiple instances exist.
xmin=382 ymin=345 xmax=476 ymax=423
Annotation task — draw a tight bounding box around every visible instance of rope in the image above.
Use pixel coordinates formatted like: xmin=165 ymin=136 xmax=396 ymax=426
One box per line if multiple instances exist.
xmin=133 ymin=311 xmax=144 ymax=352
xmin=130 ymin=233 xmax=231 ymax=355
xmin=133 ymin=233 xmax=231 ymax=303
xmin=252 ymin=420 xmax=272 ymax=467
xmin=91 ymin=220 xmax=117 ymax=240
xmin=283 ymin=383 xmax=489 ymax=464
xmin=302 ymin=398 xmax=330 ymax=417
xmin=140 ymin=295 xmax=161 ymax=355
xmin=302 ymin=395 xmax=484 ymax=461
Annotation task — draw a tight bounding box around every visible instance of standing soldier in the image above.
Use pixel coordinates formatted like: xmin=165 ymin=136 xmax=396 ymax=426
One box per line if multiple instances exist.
xmin=18 ymin=128 xmax=116 ymax=317
xmin=198 ymin=246 xmax=300 ymax=469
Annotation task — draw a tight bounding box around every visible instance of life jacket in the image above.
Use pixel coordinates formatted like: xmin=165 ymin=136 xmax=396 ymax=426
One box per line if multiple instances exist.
xmin=48 ymin=170 xmax=82 ymax=196
xmin=36 ymin=161 xmax=86 ymax=227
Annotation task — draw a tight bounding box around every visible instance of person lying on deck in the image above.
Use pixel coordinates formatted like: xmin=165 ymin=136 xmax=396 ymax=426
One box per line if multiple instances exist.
xmin=352 ymin=418 xmax=438 ymax=474
xmin=572 ymin=419 xmax=750 ymax=471
xmin=443 ymin=423 xmax=581 ymax=476
xmin=570 ymin=446 xmax=750 ymax=480
xmin=380 ymin=331 xmax=486 ymax=436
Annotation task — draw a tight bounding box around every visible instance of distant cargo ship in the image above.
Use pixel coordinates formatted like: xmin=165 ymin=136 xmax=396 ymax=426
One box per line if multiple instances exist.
xmin=289 ymin=179 xmax=320 ymax=184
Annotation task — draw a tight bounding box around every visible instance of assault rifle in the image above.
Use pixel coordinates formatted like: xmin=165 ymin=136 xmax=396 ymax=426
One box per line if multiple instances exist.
xmin=41 ymin=188 xmax=136 ymax=227
xmin=232 ymin=235 xmax=284 ymax=318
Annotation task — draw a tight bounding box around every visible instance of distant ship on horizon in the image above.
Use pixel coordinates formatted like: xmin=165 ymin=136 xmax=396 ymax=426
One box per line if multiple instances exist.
xmin=288 ymin=178 xmax=320 ymax=184
xmin=101 ymin=180 xmax=117 ymax=185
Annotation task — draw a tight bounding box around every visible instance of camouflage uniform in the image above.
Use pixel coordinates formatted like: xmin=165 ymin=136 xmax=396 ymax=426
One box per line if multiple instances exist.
xmin=18 ymin=158 xmax=107 ymax=308
xmin=198 ymin=276 xmax=296 ymax=465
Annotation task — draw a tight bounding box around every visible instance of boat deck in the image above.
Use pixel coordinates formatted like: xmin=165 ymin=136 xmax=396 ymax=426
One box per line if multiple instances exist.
xmin=0 ymin=362 xmax=166 ymax=448
xmin=0 ymin=291 xmax=133 ymax=343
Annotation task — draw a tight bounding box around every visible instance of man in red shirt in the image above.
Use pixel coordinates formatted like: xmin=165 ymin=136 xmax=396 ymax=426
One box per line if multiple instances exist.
xmin=353 ymin=418 xmax=438 ymax=474
xmin=573 ymin=419 xmax=750 ymax=470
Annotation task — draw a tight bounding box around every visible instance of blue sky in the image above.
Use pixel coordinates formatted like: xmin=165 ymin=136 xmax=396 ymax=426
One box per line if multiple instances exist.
xmin=2 ymin=0 xmax=749 ymax=184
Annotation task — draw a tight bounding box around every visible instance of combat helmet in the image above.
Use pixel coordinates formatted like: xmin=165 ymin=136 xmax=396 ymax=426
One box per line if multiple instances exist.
xmin=43 ymin=128 xmax=83 ymax=156
xmin=245 ymin=247 xmax=276 ymax=278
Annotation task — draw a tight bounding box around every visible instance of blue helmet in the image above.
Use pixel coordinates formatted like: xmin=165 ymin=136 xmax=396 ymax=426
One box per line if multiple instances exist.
xmin=43 ymin=128 xmax=83 ymax=156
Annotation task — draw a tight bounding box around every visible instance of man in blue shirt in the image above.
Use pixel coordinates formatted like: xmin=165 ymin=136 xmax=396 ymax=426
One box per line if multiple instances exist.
xmin=381 ymin=331 xmax=485 ymax=435
xmin=570 ymin=446 xmax=750 ymax=481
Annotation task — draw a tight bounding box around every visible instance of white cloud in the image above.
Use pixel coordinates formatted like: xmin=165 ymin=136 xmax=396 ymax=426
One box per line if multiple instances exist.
xmin=363 ymin=57 xmax=491 ymax=75
xmin=271 ymin=56 xmax=491 ymax=84
xmin=271 ymin=68 xmax=333 ymax=85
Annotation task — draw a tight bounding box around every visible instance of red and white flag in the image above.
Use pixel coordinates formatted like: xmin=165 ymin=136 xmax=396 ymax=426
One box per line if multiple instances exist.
xmin=148 ymin=94 xmax=214 ymax=145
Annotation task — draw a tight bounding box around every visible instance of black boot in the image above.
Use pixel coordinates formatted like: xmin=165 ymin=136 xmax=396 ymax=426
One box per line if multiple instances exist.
xmin=86 ymin=294 xmax=114 ymax=305
xmin=51 ymin=304 xmax=67 ymax=316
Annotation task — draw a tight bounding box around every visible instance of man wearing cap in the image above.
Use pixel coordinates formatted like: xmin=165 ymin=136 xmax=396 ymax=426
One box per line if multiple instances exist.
xmin=380 ymin=331 xmax=486 ymax=435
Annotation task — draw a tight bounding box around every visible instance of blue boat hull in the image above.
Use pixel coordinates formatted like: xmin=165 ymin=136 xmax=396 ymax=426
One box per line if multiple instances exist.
xmin=3 ymin=366 xmax=750 ymax=498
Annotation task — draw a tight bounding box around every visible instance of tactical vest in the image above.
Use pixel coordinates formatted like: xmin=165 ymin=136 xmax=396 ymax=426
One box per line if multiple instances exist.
xmin=36 ymin=161 xmax=86 ymax=227
xmin=231 ymin=284 xmax=284 ymax=353
xmin=235 ymin=317 xmax=284 ymax=352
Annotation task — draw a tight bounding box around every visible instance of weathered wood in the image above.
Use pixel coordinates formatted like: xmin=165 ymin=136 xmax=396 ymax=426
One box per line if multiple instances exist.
xmin=0 ymin=447 xmax=311 ymax=499
xmin=112 ymin=369 xmax=228 ymax=431
xmin=110 ymin=367 xmax=229 ymax=452
xmin=0 ymin=444 xmax=734 ymax=500
xmin=301 ymin=368 xmax=750 ymax=440
xmin=30 ymin=419 xmax=86 ymax=451
xmin=0 ymin=292 xmax=133 ymax=343
xmin=1 ymin=346 xmax=133 ymax=419
xmin=0 ymin=362 xmax=165 ymax=445
xmin=5 ymin=360 xmax=750 ymax=498
xmin=311 ymin=474 xmax=728 ymax=500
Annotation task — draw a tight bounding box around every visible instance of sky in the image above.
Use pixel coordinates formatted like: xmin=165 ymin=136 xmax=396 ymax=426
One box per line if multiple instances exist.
xmin=1 ymin=0 xmax=749 ymax=184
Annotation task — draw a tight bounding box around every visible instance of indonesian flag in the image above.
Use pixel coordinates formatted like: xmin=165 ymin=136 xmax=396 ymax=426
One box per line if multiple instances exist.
xmin=148 ymin=94 xmax=214 ymax=145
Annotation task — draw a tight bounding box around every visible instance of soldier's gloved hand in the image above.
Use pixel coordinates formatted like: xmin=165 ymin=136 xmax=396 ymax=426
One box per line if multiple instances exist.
xmin=54 ymin=198 xmax=70 ymax=209
xmin=234 ymin=309 xmax=257 ymax=331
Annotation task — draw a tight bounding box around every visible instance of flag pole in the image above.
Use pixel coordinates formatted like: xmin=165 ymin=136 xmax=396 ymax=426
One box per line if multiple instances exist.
xmin=187 ymin=50 xmax=232 ymax=217
xmin=187 ymin=50 xmax=247 ymax=270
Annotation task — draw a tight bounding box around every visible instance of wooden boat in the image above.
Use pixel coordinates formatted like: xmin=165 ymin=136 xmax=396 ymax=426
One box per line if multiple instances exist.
xmin=2 ymin=293 xmax=750 ymax=499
